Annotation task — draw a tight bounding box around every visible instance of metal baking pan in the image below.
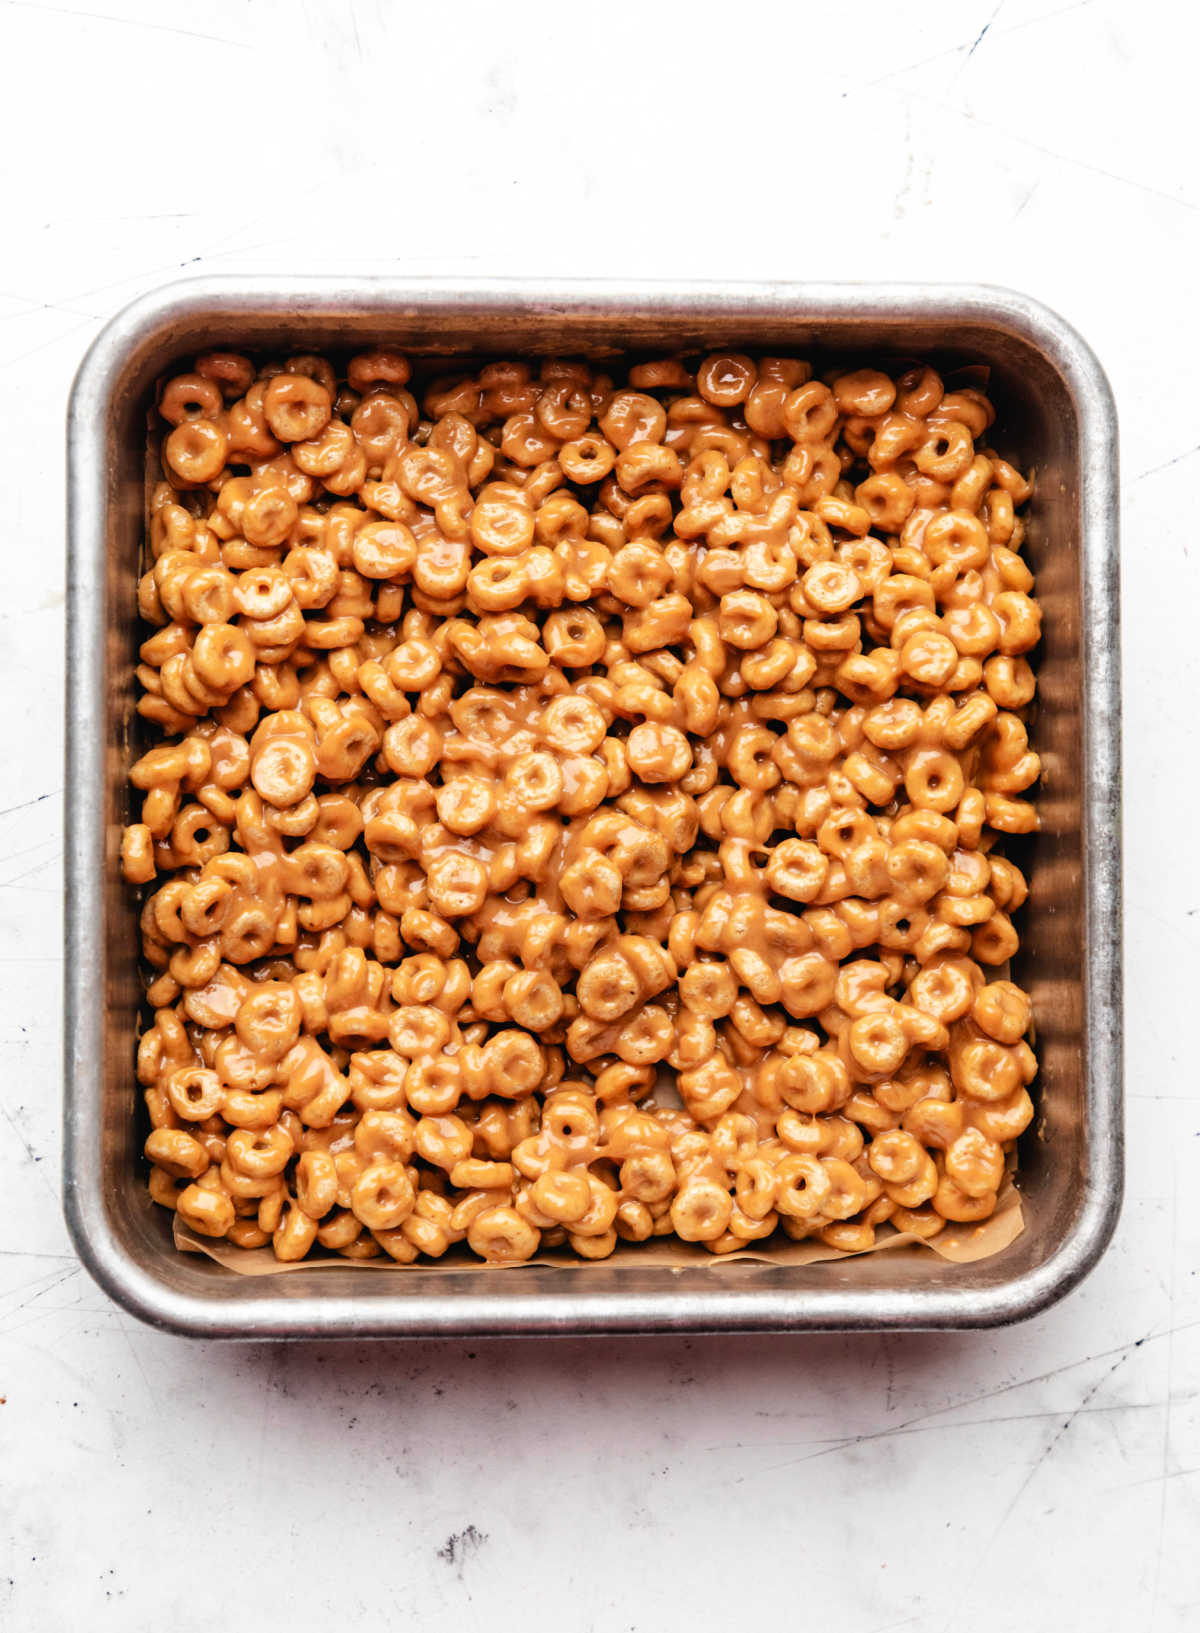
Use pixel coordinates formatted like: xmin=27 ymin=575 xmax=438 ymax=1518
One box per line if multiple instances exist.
xmin=64 ymin=278 xmax=1122 ymax=1337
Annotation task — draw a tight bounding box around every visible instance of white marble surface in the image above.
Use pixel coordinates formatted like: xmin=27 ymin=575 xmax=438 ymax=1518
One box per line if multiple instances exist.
xmin=1 ymin=0 xmax=1197 ymax=1627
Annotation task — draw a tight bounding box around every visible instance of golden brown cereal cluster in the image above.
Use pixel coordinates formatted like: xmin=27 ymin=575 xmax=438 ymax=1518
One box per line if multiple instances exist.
xmin=124 ymin=346 xmax=1041 ymax=1266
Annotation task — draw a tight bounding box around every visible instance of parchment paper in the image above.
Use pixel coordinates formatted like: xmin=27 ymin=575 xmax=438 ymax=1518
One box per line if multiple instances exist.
xmin=174 ymin=1176 xmax=1023 ymax=1272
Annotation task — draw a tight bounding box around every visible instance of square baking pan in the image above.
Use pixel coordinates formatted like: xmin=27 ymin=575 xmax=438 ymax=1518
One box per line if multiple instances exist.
xmin=64 ymin=278 xmax=1122 ymax=1336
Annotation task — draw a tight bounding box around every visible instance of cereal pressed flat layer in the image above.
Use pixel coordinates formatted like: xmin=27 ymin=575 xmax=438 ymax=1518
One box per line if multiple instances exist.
xmin=123 ymin=347 xmax=1041 ymax=1265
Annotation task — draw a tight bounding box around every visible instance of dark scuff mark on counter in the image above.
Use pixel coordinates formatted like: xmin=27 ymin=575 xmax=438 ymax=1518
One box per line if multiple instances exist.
xmin=437 ymin=1526 xmax=488 ymax=1570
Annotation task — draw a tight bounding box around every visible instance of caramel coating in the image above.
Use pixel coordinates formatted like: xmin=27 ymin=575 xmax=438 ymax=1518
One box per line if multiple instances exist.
xmin=127 ymin=350 xmax=1041 ymax=1264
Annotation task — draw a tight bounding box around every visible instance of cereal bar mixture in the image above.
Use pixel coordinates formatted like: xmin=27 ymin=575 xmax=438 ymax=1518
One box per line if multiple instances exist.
xmin=123 ymin=348 xmax=1041 ymax=1264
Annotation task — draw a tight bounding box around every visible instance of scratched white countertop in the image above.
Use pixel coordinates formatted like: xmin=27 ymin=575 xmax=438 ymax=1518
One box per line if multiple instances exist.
xmin=1 ymin=1 xmax=1197 ymax=1628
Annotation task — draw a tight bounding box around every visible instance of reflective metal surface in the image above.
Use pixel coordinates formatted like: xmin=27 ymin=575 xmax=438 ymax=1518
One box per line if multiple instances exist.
xmin=64 ymin=279 xmax=1122 ymax=1336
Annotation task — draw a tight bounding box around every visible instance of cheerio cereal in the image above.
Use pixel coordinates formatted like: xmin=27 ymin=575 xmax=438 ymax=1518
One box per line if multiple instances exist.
xmin=124 ymin=349 xmax=1040 ymax=1265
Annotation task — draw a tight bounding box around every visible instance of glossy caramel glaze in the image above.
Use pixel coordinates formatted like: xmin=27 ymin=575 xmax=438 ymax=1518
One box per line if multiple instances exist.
xmin=124 ymin=350 xmax=1040 ymax=1264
